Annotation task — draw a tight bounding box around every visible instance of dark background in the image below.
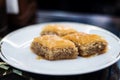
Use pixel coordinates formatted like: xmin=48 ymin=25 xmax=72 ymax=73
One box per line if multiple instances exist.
xmin=36 ymin=0 xmax=120 ymax=16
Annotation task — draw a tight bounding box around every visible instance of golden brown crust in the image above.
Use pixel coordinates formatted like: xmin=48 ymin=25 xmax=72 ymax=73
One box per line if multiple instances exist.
xmin=33 ymin=35 xmax=76 ymax=48
xmin=31 ymin=35 xmax=78 ymax=60
xmin=63 ymin=32 xmax=108 ymax=56
xmin=41 ymin=24 xmax=77 ymax=36
xmin=63 ymin=32 xmax=107 ymax=45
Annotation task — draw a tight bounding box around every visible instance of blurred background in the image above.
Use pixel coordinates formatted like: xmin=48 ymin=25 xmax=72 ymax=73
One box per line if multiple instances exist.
xmin=0 ymin=0 xmax=120 ymax=37
xmin=36 ymin=0 xmax=120 ymax=16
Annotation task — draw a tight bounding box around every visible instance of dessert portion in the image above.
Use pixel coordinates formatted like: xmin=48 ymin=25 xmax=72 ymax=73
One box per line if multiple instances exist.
xmin=31 ymin=23 xmax=108 ymax=60
xmin=31 ymin=35 xmax=78 ymax=60
xmin=63 ymin=32 xmax=108 ymax=57
xmin=41 ymin=24 xmax=77 ymax=36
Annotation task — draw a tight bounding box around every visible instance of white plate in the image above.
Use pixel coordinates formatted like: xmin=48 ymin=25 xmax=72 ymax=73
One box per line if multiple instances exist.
xmin=0 ymin=22 xmax=120 ymax=76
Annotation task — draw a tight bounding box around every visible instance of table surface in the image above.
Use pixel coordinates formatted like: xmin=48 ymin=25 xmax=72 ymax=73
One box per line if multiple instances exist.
xmin=0 ymin=11 xmax=120 ymax=80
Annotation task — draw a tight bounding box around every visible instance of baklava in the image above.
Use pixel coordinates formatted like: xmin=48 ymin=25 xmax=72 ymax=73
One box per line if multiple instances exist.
xmin=63 ymin=32 xmax=108 ymax=57
xmin=31 ymin=35 xmax=78 ymax=60
xmin=41 ymin=24 xmax=77 ymax=36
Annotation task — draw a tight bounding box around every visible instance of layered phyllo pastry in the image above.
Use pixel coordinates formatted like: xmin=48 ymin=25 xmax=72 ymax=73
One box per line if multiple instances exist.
xmin=41 ymin=24 xmax=77 ymax=36
xmin=63 ymin=32 xmax=108 ymax=57
xmin=31 ymin=35 xmax=78 ymax=60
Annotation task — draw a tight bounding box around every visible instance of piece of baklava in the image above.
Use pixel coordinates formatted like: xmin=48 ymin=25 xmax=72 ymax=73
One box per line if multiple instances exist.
xmin=63 ymin=32 xmax=108 ymax=57
xmin=41 ymin=24 xmax=77 ymax=36
xmin=31 ymin=35 xmax=78 ymax=60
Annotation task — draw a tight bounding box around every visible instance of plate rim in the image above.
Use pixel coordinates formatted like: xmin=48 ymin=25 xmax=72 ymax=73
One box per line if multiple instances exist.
xmin=0 ymin=22 xmax=120 ymax=76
